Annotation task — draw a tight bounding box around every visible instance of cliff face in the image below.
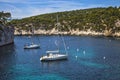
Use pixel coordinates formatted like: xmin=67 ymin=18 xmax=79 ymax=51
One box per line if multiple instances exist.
xmin=0 ymin=24 xmax=14 ymax=46
xmin=11 ymin=7 xmax=120 ymax=37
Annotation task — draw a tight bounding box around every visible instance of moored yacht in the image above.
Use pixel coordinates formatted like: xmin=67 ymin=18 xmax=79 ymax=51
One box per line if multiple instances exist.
xmin=24 ymin=26 xmax=40 ymax=49
xmin=24 ymin=43 xmax=40 ymax=49
xmin=40 ymin=15 xmax=68 ymax=61
xmin=40 ymin=50 xmax=67 ymax=61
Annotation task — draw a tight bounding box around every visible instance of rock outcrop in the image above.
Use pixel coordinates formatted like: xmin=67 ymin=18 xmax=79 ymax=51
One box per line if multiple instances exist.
xmin=0 ymin=24 xmax=14 ymax=46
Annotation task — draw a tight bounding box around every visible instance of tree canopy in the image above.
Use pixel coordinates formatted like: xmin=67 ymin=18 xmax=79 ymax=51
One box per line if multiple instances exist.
xmin=0 ymin=11 xmax=11 ymax=24
xmin=9 ymin=6 xmax=120 ymax=33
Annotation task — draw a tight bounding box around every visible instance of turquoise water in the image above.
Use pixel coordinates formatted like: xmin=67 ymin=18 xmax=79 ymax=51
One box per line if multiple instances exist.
xmin=0 ymin=36 xmax=120 ymax=80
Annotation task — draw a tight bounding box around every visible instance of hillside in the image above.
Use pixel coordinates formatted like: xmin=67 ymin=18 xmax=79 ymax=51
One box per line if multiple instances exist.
xmin=10 ymin=6 xmax=120 ymax=36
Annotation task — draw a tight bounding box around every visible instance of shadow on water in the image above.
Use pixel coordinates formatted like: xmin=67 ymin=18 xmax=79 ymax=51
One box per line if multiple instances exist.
xmin=0 ymin=44 xmax=16 ymax=80
xmin=41 ymin=60 xmax=68 ymax=68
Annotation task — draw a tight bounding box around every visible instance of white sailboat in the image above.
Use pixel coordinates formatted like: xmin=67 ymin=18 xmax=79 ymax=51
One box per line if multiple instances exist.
xmin=24 ymin=27 xmax=40 ymax=49
xmin=24 ymin=43 xmax=40 ymax=49
xmin=40 ymin=15 xmax=68 ymax=61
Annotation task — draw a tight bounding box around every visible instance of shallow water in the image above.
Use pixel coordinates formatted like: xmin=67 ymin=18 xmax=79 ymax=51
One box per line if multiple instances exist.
xmin=0 ymin=35 xmax=120 ymax=80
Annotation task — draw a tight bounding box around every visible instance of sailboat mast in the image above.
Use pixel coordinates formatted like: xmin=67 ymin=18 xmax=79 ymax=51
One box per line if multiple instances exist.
xmin=57 ymin=15 xmax=68 ymax=55
xmin=57 ymin=15 xmax=58 ymax=24
xmin=56 ymin=15 xmax=60 ymax=51
xmin=56 ymin=15 xmax=59 ymax=34
xmin=61 ymin=36 xmax=68 ymax=55
xmin=31 ymin=25 xmax=34 ymax=44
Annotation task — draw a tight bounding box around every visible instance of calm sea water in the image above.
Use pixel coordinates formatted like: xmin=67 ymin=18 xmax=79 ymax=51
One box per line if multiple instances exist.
xmin=0 ymin=35 xmax=120 ymax=80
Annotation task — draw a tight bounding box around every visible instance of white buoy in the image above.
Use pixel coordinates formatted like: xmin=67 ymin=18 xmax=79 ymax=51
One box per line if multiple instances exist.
xmin=103 ymin=56 xmax=106 ymax=59
xmin=67 ymin=46 xmax=69 ymax=49
xmin=83 ymin=50 xmax=86 ymax=55
xmin=76 ymin=56 xmax=78 ymax=59
xmin=77 ymin=48 xmax=79 ymax=52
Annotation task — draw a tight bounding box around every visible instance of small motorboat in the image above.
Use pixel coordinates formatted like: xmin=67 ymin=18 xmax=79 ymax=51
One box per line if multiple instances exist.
xmin=40 ymin=50 xmax=68 ymax=61
xmin=24 ymin=43 xmax=40 ymax=49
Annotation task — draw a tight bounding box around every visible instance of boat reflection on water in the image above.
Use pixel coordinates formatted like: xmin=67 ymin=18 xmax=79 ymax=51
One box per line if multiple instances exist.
xmin=41 ymin=58 xmax=68 ymax=70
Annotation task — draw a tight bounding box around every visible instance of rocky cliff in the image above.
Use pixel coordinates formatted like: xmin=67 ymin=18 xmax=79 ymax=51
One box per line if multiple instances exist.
xmin=0 ymin=24 xmax=14 ymax=46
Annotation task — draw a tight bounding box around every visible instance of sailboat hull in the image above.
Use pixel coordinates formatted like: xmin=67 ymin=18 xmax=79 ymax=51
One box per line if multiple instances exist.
xmin=40 ymin=54 xmax=68 ymax=61
xmin=24 ymin=44 xmax=40 ymax=49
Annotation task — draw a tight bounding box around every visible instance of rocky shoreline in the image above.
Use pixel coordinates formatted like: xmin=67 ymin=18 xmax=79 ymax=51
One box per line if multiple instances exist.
xmin=14 ymin=28 xmax=120 ymax=37
xmin=0 ymin=24 xmax=14 ymax=47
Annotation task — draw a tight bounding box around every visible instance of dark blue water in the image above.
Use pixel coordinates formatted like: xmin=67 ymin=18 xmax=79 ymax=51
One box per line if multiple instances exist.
xmin=0 ymin=36 xmax=120 ymax=80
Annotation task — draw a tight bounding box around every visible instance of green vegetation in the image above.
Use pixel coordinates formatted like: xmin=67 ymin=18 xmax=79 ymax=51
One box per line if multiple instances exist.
xmin=0 ymin=11 xmax=11 ymax=31
xmin=0 ymin=11 xmax=11 ymax=24
xmin=10 ymin=6 xmax=120 ymax=33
